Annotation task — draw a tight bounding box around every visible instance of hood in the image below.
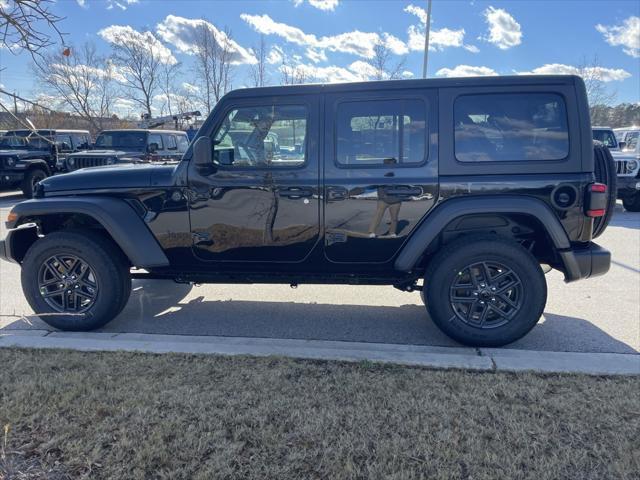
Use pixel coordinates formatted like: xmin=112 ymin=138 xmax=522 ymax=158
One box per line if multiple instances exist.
xmin=68 ymin=149 xmax=144 ymax=158
xmin=39 ymin=163 xmax=177 ymax=194
xmin=0 ymin=149 xmax=46 ymax=158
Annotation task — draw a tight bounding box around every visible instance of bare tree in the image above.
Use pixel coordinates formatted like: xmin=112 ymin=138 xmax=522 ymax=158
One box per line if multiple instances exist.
xmin=249 ymin=34 xmax=268 ymax=87
xmin=157 ymin=61 xmax=182 ymax=116
xmin=193 ymin=22 xmax=235 ymax=113
xmin=578 ymin=55 xmax=617 ymax=109
xmin=366 ymin=40 xmax=406 ymax=81
xmin=0 ymin=0 xmax=65 ymax=61
xmin=280 ymin=55 xmax=313 ymax=85
xmin=107 ymin=28 xmax=174 ymax=116
xmin=33 ymin=42 xmax=116 ymax=131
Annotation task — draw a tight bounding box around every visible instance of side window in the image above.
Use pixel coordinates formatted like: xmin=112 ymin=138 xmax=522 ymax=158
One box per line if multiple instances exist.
xmin=336 ymin=99 xmax=426 ymax=167
xmin=55 ymin=134 xmax=73 ymax=151
xmin=213 ymin=104 xmax=307 ymax=168
xmin=148 ymin=133 xmax=164 ymax=150
xmin=166 ymin=134 xmax=178 ymax=150
xmin=176 ymin=135 xmax=190 ymax=152
xmin=71 ymin=134 xmax=89 ymax=150
xmin=454 ymin=93 xmax=569 ymax=162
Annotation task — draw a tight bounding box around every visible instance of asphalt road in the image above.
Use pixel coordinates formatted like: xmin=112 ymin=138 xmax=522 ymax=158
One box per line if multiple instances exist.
xmin=1 ymin=189 xmax=638 ymax=354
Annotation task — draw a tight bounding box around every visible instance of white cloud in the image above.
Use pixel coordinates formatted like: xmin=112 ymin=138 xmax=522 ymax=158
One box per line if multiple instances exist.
xmin=106 ymin=0 xmax=139 ymax=10
xmin=482 ymin=6 xmax=522 ymax=49
xmin=293 ymin=0 xmax=339 ymax=11
xmin=436 ymin=65 xmax=498 ymax=77
xmin=596 ymin=16 xmax=640 ymax=58
xmin=401 ymin=70 xmax=414 ymax=78
xmin=518 ymin=63 xmax=631 ymax=82
xmin=76 ymin=0 xmax=86 ymax=7
xmin=99 ymin=25 xmax=177 ymax=65
xmin=156 ymin=15 xmax=256 ymax=65
xmin=305 ymin=47 xmax=327 ymax=63
xmin=267 ymin=45 xmax=284 ymax=64
xmin=182 ymin=82 xmax=200 ymax=94
xmin=405 ymin=6 xmax=476 ymax=53
xmin=240 ymin=13 xmax=407 ymax=59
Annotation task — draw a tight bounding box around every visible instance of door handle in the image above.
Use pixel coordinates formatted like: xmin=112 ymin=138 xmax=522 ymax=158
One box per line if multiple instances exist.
xmin=279 ymin=187 xmax=313 ymax=199
xmin=327 ymin=187 xmax=348 ymax=201
xmin=384 ymin=186 xmax=423 ymax=197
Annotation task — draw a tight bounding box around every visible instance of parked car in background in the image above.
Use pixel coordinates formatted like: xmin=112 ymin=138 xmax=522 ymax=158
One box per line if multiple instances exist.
xmin=0 ymin=129 xmax=91 ymax=197
xmin=612 ymin=133 xmax=640 ymax=211
xmin=592 ymin=127 xmax=619 ymax=150
xmin=613 ymin=128 xmax=639 ymax=148
xmin=64 ymin=129 xmax=190 ymax=172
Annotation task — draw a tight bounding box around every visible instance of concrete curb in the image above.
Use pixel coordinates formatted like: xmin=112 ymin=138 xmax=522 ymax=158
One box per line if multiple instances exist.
xmin=0 ymin=330 xmax=638 ymax=376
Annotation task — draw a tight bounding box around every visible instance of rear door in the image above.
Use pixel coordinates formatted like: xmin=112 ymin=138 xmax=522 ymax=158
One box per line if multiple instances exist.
xmin=323 ymin=89 xmax=438 ymax=263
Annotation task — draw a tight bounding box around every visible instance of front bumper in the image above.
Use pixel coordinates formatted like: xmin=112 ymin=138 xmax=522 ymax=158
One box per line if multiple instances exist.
xmin=0 ymin=223 xmax=39 ymax=264
xmin=559 ymin=242 xmax=611 ymax=283
xmin=0 ymin=170 xmax=25 ymax=186
xmin=616 ymin=176 xmax=640 ymax=198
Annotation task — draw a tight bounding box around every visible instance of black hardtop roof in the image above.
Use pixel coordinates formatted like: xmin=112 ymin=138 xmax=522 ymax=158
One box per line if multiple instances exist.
xmin=98 ymin=129 xmax=187 ymax=134
xmin=5 ymin=129 xmax=90 ymax=135
xmin=224 ymin=75 xmax=581 ymax=100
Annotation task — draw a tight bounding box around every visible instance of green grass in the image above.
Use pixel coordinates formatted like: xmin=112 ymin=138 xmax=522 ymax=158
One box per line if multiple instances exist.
xmin=0 ymin=348 xmax=638 ymax=479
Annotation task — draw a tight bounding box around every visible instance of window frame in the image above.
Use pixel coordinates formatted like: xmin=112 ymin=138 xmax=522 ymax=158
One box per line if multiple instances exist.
xmin=212 ymin=102 xmax=310 ymax=171
xmin=333 ymin=97 xmax=429 ymax=170
xmin=453 ymin=92 xmax=571 ymax=164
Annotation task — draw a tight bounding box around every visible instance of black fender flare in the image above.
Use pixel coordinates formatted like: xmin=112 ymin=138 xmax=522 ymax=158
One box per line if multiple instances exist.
xmin=395 ymin=195 xmax=571 ymax=272
xmin=21 ymin=159 xmax=52 ymax=175
xmin=10 ymin=196 xmax=169 ymax=267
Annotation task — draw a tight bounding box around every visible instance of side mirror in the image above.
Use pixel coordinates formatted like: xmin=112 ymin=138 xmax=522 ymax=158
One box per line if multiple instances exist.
xmin=618 ymin=141 xmax=626 ymax=150
xmin=193 ymin=136 xmax=213 ymax=170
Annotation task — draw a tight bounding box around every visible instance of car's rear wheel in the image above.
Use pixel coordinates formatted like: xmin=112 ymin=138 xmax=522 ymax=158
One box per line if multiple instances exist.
xmin=21 ymin=230 xmax=131 ymax=331
xmin=592 ymin=145 xmax=617 ymax=237
xmin=424 ymin=235 xmax=547 ymax=347
xmin=20 ymin=168 xmax=47 ymax=198
xmin=622 ymin=192 xmax=640 ymax=212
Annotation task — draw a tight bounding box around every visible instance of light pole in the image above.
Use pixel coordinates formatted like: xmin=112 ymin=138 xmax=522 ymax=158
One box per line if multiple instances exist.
xmin=422 ymin=0 xmax=432 ymax=79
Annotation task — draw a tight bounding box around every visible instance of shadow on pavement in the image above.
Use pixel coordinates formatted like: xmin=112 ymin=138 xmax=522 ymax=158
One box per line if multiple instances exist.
xmin=2 ymin=278 xmax=637 ymax=355
xmin=0 ymin=192 xmax=24 ymax=209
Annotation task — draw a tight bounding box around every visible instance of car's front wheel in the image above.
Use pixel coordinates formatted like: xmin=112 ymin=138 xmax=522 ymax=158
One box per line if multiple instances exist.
xmin=424 ymin=235 xmax=547 ymax=347
xmin=21 ymin=168 xmax=47 ymax=198
xmin=21 ymin=230 xmax=131 ymax=331
xmin=622 ymin=192 xmax=640 ymax=212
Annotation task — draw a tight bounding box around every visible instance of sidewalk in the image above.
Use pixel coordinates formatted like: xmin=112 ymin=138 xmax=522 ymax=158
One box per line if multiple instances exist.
xmin=1 ymin=329 xmax=638 ymax=376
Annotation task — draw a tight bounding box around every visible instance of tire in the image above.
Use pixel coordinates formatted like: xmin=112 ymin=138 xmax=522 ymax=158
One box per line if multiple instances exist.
xmin=592 ymin=145 xmax=617 ymax=238
xmin=21 ymin=230 xmax=131 ymax=331
xmin=622 ymin=193 xmax=640 ymax=212
xmin=424 ymin=235 xmax=547 ymax=347
xmin=20 ymin=168 xmax=48 ymax=198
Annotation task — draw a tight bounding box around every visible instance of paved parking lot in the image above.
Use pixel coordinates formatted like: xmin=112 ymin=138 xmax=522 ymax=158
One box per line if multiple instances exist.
xmin=1 ymin=189 xmax=638 ymax=354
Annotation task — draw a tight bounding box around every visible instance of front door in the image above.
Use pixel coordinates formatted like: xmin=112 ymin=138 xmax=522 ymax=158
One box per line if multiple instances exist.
xmin=323 ymin=89 xmax=438 ymax=264
xmin=188 ymin=96 xmax=321 ymax=264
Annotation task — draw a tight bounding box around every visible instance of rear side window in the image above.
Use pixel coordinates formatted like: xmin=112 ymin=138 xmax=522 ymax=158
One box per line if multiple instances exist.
xmin=336 ymin=99 xmax=426 ymax=167
xmin=148 ymin=133 xmax=164 ymax=149
xmin=454 ymin=93 xmax=569 ymax=162
xmin=166 ymin=134 xmax=178 ymax=150
xmin=176 ymin=135 xmax=189 ymax=152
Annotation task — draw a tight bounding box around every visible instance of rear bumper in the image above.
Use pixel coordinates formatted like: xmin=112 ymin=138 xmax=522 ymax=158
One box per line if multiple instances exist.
xmin=559 ymin=242 xmax=611 ymax=283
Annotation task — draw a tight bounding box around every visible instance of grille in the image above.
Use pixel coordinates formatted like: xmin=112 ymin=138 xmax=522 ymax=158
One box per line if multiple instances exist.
xmin=615 ymin=160 xmax=637 ymax=176
xmin=69 ymin=157 xmax=108 ymax=171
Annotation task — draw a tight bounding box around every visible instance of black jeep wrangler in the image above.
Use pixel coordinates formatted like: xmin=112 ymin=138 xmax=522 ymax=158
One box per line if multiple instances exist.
xmin=64 ymin=129 xmax=189 ymax=172
xmin=0 ymin=129 xmax=91 ymax=197
xmin=0 ymin=76 xmax=615 ymax=347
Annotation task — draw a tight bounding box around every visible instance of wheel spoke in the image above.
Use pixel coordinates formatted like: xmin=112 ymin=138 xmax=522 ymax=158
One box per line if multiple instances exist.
xmin=478 ymin=303 xmax=490 ymax=327
xmin=451 ymin=295 xmax=476 ymax=303
xmin=480 ymin=262 xmax=493 ymax=283
xmin=496 ymin=279 xmax=521 ymax=295
xmin=497 ymin=293 xmax=518 ymax=309
xmin=42 ymin=287 xmax=65 ymax=298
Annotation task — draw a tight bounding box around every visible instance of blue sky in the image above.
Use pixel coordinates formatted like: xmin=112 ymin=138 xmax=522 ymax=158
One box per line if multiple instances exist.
xmin=0 ymin=0 xmax=638 ymax=115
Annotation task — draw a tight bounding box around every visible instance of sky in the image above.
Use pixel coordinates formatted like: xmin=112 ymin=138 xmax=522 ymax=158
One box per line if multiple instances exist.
xmin=0 ymin=0 xmax=638 ymax=117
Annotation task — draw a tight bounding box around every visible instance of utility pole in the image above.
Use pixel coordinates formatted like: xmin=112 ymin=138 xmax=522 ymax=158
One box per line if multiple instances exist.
xmin=422 ymin=0 xmax=432 ymax=79
xmin=13 ymin=92 xmax=18 ymax=114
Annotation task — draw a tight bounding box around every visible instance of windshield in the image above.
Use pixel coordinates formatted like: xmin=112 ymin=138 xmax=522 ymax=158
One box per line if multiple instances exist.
xmin=592 ymin=130 xmax=618 ymax=148
xmin=95 ymin=131 xmax=148 ymax=149
xmin=0 ymin=134 xmax=50 ymax=149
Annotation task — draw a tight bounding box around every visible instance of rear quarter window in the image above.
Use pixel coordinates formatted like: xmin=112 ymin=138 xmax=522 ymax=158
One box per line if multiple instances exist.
xmin=454 ymin=93 xmax=569 ymax=162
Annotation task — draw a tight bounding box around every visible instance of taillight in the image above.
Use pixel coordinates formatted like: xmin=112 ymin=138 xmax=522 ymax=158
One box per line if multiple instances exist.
xmin=586 ymin=183 xmax=607 ymax=217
